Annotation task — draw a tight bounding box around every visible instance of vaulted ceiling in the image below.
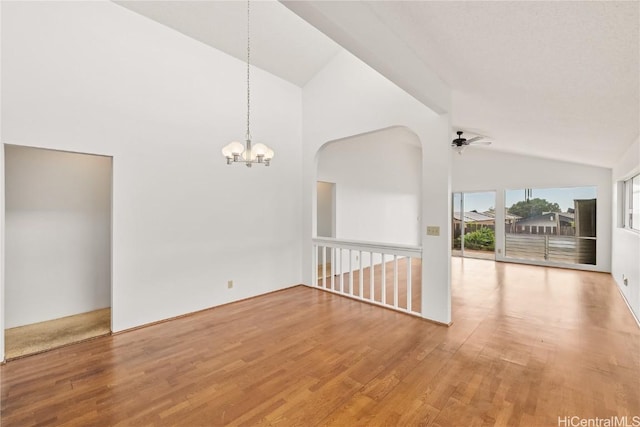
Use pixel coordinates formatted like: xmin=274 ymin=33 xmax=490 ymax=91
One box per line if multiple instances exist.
xmin=114 ymin=0 xmax=341 ymax=86
xmin=115 ymin=0 xmax=639 ymax=168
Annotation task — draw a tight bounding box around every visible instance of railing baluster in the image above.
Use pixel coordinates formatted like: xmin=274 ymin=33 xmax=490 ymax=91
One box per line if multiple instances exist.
xmin=339 ymin=248 xmax=344 ymax=293
xmin=393 ymin=255 xmax=398 ymax=308
xmin=311 ymin=238 xmax=422 ymax=317
xmin=313 ymin=244 xmax=318 ymax=287
xmin=369 ymin=251 xmax=374 ymax=302
xmin=381 ymin=254 xmax=386 ymax=305
xmin=349 ymin=249 xmax=353 ymax=295
xmin=331 ymin=246 xmax=335 ymax=291
xmin=358 ymin=250 xmax=363 ymax=298
xmin=407 ymin=256 xmax=412 ymax=312
xmin=322 ymin=245 xmax=327 ymax=289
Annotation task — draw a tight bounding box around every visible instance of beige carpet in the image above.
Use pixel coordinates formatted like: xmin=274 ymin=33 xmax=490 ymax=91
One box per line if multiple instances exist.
xmin=4 ymin=308 xmax=111 ymax=360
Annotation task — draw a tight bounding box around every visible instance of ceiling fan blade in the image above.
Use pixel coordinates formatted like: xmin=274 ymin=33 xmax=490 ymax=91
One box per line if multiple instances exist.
xmin=465 ymin=136 xmax=483 ymax=144
xmin=471 ymin=140 xmax=492 ymax=145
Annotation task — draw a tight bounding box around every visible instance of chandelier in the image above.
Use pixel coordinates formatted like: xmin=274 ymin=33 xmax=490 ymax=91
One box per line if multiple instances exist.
xmin=222 ymin=0 xmax=274 ymax=167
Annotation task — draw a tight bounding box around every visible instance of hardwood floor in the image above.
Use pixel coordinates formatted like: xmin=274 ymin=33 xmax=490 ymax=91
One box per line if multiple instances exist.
xmin=1 ymin=258 xmax=639 ymax=426
xmin=318 ymin=257 xmax=422 ymax=314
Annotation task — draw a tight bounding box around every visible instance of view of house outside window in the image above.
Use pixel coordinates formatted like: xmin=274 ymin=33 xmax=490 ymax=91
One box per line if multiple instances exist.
xmin=504 ymin=186 xmax=597 ymax=265
xmin=452 ymin=192 xmax=496 ymax=260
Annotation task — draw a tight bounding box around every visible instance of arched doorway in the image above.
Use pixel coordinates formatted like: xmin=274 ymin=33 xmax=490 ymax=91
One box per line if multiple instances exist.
xmin=313 ymin=126 xmax=423 ymax=314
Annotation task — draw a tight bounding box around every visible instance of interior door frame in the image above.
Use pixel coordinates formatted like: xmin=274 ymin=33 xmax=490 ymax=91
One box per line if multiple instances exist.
xmin=1 ymin=144 xmax=115 ymax=362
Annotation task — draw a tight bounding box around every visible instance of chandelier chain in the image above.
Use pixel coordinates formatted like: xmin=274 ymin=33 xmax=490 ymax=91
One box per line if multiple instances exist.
xmin=246 ymin=0 xmax=251 ymax=141
xmin=221 ymin=0 xmax=272 ymax=167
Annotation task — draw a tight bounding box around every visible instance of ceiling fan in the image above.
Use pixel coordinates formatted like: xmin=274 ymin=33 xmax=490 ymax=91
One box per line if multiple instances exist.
xmin=452 ymin=131 xmax=492 ymax=154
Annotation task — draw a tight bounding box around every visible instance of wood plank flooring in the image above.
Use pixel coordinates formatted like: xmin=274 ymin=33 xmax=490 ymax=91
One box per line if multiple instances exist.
xmin=318 ymin=257 xmax=422 ymax=314
xmin=1 ymin=258 xmax=639 ymax=426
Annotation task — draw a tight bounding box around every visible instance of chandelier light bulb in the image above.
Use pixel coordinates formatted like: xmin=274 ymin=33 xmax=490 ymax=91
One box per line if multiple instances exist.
xmin=252 ymin=143 xmax=269 ymax=157
xmin=222 ymin=141 xmax=245 ymax=158
xmin=241 ymin=148 xmax=257 ymax=162
xmin=264 ymin=147 xmax=274 ymax=161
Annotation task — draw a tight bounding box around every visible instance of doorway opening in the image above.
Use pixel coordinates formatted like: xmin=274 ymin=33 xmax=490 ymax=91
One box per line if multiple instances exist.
xmin=314 ymin=126 xmax=423 ymax=315
xmin=4 ymin=145 xmax=113 ymax=359
xmin=452 ymin=191 xmax=496 ymax=260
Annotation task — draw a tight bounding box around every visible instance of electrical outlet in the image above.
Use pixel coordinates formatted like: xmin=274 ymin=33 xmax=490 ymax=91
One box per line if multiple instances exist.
xmin=355 ymin=255 xmax=359 ymax=262
xmin=497 ymin=248 xmax=502 ymax=254
xmin=227 ymin=280 xmax=233 ymax=289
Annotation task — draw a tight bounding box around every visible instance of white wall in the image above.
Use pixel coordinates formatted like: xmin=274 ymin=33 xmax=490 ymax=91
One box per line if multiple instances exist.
xmin=316 ymin=181 xmax=334 ymax=238
xmin=4 ymin=146 xmax=111 ymax=328
xmin=1 ymin=0 xmax=303 ymax=353
xmin=303 ymin=50 xmax=453 ymax=324
xmin=452 ymin=149 xmax=612 ymax=272
xmin=316 ymin=181 xmax=334 ymax=267
xmin=0 ymin=143 xmax=4 ymax=359
xmin=611 ymin=136 xmax=640 ymax=321
xmin=317 ymin=127 xmax=421 ymax=246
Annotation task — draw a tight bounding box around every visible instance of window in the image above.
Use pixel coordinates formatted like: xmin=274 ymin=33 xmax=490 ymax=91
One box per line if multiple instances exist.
xmin=624 ymin=173 xmax=640 ymax=231
xmin=504 ymin=186 xmax=597 ymax=265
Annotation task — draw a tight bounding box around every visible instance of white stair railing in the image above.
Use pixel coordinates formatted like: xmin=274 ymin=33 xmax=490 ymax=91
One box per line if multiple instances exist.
xmin=312 ymin=237 xmax=422 ymax=316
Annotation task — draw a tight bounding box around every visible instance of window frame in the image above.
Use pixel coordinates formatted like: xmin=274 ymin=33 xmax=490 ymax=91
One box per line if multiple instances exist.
xmin=623 ymin=173 xmax=640 ymax=232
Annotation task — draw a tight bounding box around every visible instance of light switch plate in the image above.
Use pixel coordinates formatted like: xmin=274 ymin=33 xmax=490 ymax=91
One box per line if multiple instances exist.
xmin=426 ymin=226 xmax=440 ymax=236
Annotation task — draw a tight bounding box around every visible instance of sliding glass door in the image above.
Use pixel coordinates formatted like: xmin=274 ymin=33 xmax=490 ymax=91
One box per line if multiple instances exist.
xmin=452 ymin=191 xmax=496 ymax=260
xmin=504 ymin=186 xmax=597 ymax=265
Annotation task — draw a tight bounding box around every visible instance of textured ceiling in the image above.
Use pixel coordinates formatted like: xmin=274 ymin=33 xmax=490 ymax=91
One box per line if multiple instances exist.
xmin=285 ymin=1 xmax=639 ymax=167
xmin=114 ymin=0 xmax=341 ymax=87
xmin=115 ymin=0 xmax=639 ymax=167
xmin=364 ymin=1 xmax=640 ymax=167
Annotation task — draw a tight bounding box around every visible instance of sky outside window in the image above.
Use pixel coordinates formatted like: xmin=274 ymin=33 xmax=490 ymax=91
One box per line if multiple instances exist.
xmin=455 ymin=187 xmax=597 ymax=213
xmin=505 ymin=187 xmax=597 ymax=212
